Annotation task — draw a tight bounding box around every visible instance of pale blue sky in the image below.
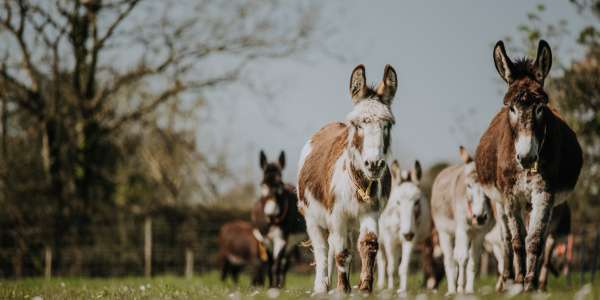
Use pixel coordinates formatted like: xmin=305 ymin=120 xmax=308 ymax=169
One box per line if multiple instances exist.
xmin=205 ymin=1 xmax=593 ymax=186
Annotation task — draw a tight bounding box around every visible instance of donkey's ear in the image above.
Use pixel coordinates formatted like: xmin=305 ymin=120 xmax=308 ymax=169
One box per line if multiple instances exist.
xmin=260 ymin=150 xmax=268 ymax=171
xmin=411 ymin=160 xmax=422 ymax=185
xmin=459 ymin=146 xmax=473 ymax=164
xmin=534 ymin=40 xmax=552 ymax=86
xmin=376 ymin=64 xmax=397 ymax=105
xmin=277 ymin=151 xmax=286 ymax=170
xmin=350 ymin=64 xmax=367 ymax=104
xmin=493 ymin=41 xmax=515 ymax=84
xmin=390 ymin=160 xmax=402 ymax=185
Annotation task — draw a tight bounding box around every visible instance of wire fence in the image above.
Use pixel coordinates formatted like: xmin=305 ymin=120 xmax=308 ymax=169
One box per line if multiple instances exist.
xmin=0 ymin=218 xmax=598 ymax=283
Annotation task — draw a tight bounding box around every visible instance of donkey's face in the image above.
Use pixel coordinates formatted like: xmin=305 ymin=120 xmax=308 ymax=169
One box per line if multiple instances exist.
xmin=389 ymin=160 xmax=423 ymax=241
xmin=347 ymin=64 xmax=397 ymax=179
xmin=259 ymin=150 xmax=285 ymax=222
xmin=460 ymin=147 xmax=492 ymax=226
xmin=494 ymin=40 xmax=552 ymax=170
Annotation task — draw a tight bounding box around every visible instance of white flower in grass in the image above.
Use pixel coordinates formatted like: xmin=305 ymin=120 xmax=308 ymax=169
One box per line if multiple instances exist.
xmin=146 ymin=284 xmax=151 ymax=288
xmin=61 ymin=282 xmax=65 ymax=287
xmin=123 ymin=286 xmax=128 ymax=291
xmin=32 ymin=297 xmax=43 ymax=300
xmin=139 ymin=285 xmax=146 ymax=291
xmin=574 ymin=284 xmax=592 ymax=300
xmin=266 ymin=288 xmax=280 ymax=298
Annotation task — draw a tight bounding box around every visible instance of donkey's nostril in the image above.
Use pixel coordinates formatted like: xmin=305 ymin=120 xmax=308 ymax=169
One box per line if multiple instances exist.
xmin=364 ymin=161 xmax=370 ymax=167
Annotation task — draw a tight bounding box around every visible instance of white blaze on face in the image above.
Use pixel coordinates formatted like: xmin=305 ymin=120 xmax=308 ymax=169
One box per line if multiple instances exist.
xmin=390 ymin=183 xmax=420 ymax=237
xmin=514 ymin=133 xmax=538 ymax=162
xmin=361 ymin=121 xmax=385 ymax=169
xmin=264 ymin=199 xmax=280 ymax=217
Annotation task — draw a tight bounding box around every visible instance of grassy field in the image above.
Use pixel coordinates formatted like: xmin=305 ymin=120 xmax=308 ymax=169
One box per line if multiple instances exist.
xmin=0 ymin=271 xmax=597 ymax=300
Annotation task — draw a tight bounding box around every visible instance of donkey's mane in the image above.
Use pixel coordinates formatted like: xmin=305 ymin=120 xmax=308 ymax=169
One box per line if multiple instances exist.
xmin=362 ymin=84 xmax=379 ymax=99
xmin=512 ymin=57 xmax=536 ymax=78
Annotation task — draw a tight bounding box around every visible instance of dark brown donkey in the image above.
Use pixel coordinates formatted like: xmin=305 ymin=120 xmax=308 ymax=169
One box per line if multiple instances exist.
xmin=217 ymin=221 xmax=266 ymax=285
xmin=475 ymin=40 xmax=582 ymax=292
xmin=251 ymin=150 xmax=307 ymax=288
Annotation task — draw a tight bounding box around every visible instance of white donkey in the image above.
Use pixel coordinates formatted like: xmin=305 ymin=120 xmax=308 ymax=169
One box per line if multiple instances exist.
xmin=431 ymin=147 xmax=495 ymax=295
xmin=377 ymin=160 xmax=431 ymax=291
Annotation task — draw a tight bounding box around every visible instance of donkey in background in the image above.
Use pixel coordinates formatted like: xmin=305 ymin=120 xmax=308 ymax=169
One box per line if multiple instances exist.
xmin=217 ymin=221 xmax=266 ymax=285
xmin=431 ymin=147 xmax=495 ymax=295
xmin=298 ymin=64 xmax=397 ymax=293
xmin=377 ymin=160 xmax=431 ymax=291
xmin=252 ymin=150 xmax=307 ymax=288
xmin=475 ymin=40 xmax=582 ymax=291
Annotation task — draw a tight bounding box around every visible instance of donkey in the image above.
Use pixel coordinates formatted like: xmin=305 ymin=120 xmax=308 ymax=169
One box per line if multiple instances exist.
xmin=484 ymin=201 xmax=571 ymax=292
xmin=420 ymin=222 xmax=446 ymax=290
xmin=217 ymin=221 xmax=266 ymax=285
xmin=431 ymin=147 xmax=496 ymax=295
xmin=251 ymin=150 xmax=307 ymax=288
xmin=377 ymin=160 xmax=431 ymax=291
xmin=475 ymin=40 xmax=582 ymax=291
xmin=297 ymin=64 xmax=397 ymax=293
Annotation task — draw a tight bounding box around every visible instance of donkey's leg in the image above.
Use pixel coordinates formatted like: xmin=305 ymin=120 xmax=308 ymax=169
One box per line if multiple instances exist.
xmin=491 ymin=238 xmax=505 ymax=291
xmin=376 ymin=239 xmax=387 ymax=290
xmin=399 ymin=241 xmax=414 ymax=292
xmin=270 ymin=227 xmax=287 ymax=288
xmin=466 ymin=233 xmax=485 ymax=293
xmin=498 ymin=203 xmax=514 ymax=291
xmin=331 ymin=219 xmax=352 ymax=293
xmin=438 ymin=231 xmax=457 ymax=295
xmin=537 ymin=234 xmax=555 ymax=292
xmin=328 ymin=233 xmax=335 ymax=287
xmin=454 ymin=228 xmax=469 ymax=293
xmin=379 ymin=237 xmax=396 ymax=289
xmin=306 ymin=218 xmax=330 ymax=293
xmin=504 ymin=199 xmax=527 ymax=286
xmin=524 ymin=194 xmax=553 ymax=292
xmin=357 ymin=213 xmax=379 ymax=293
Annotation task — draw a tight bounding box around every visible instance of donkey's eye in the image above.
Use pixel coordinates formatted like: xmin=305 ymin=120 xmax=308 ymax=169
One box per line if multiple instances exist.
xmin=508 ymin=105 xmax=515 ymax=113
xmin=536 ymin=105 xmax=544 ymax=117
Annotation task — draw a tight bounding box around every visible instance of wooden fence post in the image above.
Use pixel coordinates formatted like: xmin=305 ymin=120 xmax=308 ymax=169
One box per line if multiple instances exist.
xmin=144 ymin=217 xmax=152 ymax=278
xmin=591 ymin=228 xmax=599 ymax=284
xmin=44 ymin=247 xmax=52 ymax=279
xmin=185 ymin=249 xmax=193 ymax=279
xmin=580 ymin=228 xmax=585 ymax=284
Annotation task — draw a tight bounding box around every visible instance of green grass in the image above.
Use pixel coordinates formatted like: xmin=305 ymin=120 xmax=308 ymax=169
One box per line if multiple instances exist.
xmin=0 ymin=272 xmax=598 ymax=299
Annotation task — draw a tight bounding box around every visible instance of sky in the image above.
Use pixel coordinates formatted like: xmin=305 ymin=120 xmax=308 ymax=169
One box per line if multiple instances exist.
xmin=205 ymin=1 xmax=594 ymax=187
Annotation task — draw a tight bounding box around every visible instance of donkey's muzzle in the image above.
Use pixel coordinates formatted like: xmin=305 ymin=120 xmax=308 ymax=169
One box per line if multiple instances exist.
xmin=473 ymin=213 xmax=488 ymax=225
xmin=403 ymin=232 xmax=415 ymax=241
xmin=364 ymin=159 xmax=385 ymax=177
xmin=515 ymin=153 xmax=539 ymax=170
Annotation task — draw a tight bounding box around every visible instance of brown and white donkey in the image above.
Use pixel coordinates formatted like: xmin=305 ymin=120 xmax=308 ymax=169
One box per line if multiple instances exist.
xmin=475 ymin=40 xmax=582 ymax=292
xmin=298 ymin=64 xmax=397 ymax=293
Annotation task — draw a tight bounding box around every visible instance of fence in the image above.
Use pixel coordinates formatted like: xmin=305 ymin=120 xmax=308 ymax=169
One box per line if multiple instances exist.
xmin=1 ymin=214 xmax=598 ymax=284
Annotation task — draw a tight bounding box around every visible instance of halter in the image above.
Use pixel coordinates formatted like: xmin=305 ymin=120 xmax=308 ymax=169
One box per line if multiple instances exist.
xmin=529 ymin=124 xmax=547 ymax=174
xmin=466 ymin=198 xmax=473 ymax=217
xmin=346 ymin=162 xmax=373 ymax=204
xmin=274 ymin=196 xmax=288 ymax=224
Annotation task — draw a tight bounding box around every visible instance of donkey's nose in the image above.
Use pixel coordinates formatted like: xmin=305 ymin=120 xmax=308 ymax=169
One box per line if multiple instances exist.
xmin=365 ymin=159 xmax=385 ymax=174
xmin=515 ymin=153 xmax=539 ymax=169
xmin=403 ymin=232 xmax=415 ymax=241
xmin=474 ymin=213 xmax=487 ymax=225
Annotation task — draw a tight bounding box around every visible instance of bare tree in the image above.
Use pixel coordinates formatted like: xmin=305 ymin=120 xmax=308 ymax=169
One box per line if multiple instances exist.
xmin=0 ymin=0 xmax=325 ymax=277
